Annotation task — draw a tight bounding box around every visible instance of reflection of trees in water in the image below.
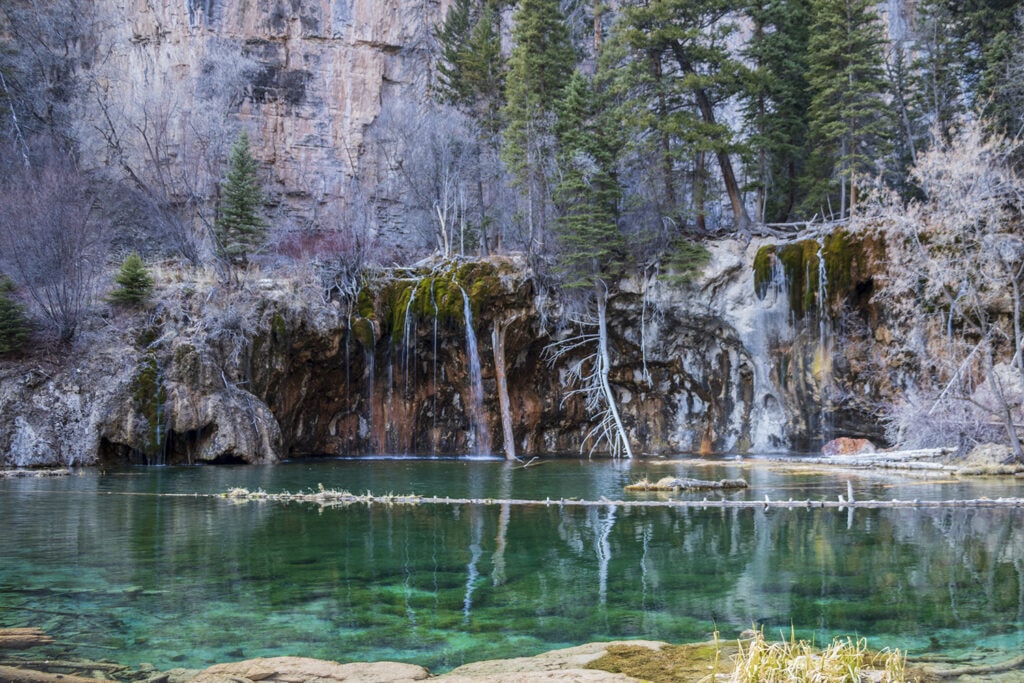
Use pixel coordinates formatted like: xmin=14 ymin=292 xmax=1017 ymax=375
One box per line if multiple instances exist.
xmin=533 ymin=504 xmax=1023 ymax=642
xmin=888 ymin=508 xmax=1024 ymax=626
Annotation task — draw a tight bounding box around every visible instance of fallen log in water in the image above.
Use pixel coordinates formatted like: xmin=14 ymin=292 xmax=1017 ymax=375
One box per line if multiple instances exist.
xmin=218 ymin=487 xmax=1024 ymax=510
xmin=0 ymin=629 xmax=54 ymax=649
xmin=624 ymin=476 xmax=749 ymax=491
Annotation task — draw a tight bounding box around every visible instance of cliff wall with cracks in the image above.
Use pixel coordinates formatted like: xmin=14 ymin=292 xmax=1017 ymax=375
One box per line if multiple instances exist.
xmin=74 ymin=0 xmax=451 ymax=231
xmin=0 ymin=238 xmax=876 ymax=467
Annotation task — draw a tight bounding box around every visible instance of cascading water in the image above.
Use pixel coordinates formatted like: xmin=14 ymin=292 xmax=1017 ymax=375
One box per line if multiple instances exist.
xmin=815 ymin=235 xmax=834 ymax=445
xmin=364 ymin=347 xmax=378 ymax=452
xmin=748 ymin=252 xmax=792 ymax=451
xmin=460 ymin=287 xmax=492 ymax=455
xmin=402 ymin=283 xmax=418 ymax=399
xmin=431 ymin=281 xmax=439 ymax=440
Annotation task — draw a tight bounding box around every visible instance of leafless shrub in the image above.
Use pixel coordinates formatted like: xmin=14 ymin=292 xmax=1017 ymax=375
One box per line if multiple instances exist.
xmin=859 ymin=118 xmax=1024 ymax=459
xmin=0 ymin=138 xmax=112 ymax=341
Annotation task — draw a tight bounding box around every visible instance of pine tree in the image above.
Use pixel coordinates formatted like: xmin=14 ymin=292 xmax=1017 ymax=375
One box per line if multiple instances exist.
xmin=553 ymin=70 xmax=626 ymax=288
xmin=911 ymin=0 xmax=969 ymax=140
xmin=611 ymin=0 xmax=752 ymax=233
xmin=0 ymin=276 xmax=29 ymax=355
xmin=743 ymin=0 xmax=812 ymax=222
xmin=107 ymin=252 xmax=154 ymax=307
xmin=435 ymin=0 xmax=476 ymax=105
xmin=501 ymin=0 xmax=575 ymax=254
xmin=214 ymin=131 xmax=267 ymax=264
xmin=804 ymin=0 xmax=892 ymax=218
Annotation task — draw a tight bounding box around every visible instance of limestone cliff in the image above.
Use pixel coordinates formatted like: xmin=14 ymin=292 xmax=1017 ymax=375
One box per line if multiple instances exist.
xmin=1 ymin=240 xmax=858 ymax=467
xmin=76 ymin=0 xmax=450 ymax=230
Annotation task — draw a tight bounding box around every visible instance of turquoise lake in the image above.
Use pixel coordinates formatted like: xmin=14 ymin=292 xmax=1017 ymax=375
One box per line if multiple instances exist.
xmin=1 ymin=456 xmax=1022 ymax=673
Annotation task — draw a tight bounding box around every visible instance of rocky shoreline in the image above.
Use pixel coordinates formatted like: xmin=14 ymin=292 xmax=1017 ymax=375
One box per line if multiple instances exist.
xmin=5 ymin=634 xmax=1024 ymax=682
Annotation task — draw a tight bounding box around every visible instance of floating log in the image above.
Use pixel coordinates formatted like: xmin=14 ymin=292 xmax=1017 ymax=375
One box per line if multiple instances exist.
xmin=0 ymin=629 xmax=54 ymax=650
xmin=624 ymin=476 xmax=749 ymax=492
xmin=218 ymin=488 xmax=1024 ymax=510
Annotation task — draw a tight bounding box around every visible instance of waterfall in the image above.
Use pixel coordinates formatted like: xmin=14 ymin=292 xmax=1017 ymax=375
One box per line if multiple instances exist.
xmin=431 ymin=280 xmax=439 ymax=440
xmin=402 ymin=284 xmax=418 ymax=399
xmin=815 ymin=236 xmax=834 ymax=446
xmin=460 ymin=287 xmax=492 ymax=455
xmin=153 ymin=359 xmax=167 ymax=466
xmin=749 ymin=252 xmax=791 ymax=451
xmin=364 ymin=347 xmax=377 ymax=452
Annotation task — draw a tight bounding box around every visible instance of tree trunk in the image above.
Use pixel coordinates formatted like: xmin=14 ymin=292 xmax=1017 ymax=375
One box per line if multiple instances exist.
xmin=596 ymin=286 xmax=633 ymax=458
xmin=669 ymin=44 xmax=751 ymax=233
xmin=695 ymin=150 xmax=707 ymax=232
xmin=492 ymin=318 xmax=517 ymax=461
xmin=984 ymin=344 xmax=1024 ymax=462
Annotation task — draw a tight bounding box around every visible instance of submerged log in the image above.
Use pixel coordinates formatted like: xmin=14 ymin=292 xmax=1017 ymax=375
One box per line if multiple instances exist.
xmin=624 ymin=476 xmax=749 ymax=492
xmin=0 ymin=629 xmax=54 ymax=649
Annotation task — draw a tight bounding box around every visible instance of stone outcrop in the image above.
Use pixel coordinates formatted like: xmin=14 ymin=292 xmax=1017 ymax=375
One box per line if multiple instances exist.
xmin=0 ymin=236 xmax=893 ymax=467
xmin=69 ymin=0 xmax=454 ymax=240
xmin=0 ymin=242 xmax=823 ymax=466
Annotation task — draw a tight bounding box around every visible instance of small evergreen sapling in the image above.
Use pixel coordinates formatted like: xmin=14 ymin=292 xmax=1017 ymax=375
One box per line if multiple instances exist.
xmin=108 ymin=252 xmax=154 ymax=307
xmin=0 ymin=276 xmax=30 ymax=355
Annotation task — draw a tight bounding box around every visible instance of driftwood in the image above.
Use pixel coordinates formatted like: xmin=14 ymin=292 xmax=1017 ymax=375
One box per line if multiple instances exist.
xmin=624 ymin=476 xmax=749 ymax=492
xmin=0 ymin=629 xmax=53 ymax=650
xmin=0 ymin=469 xmax=71 ymax=479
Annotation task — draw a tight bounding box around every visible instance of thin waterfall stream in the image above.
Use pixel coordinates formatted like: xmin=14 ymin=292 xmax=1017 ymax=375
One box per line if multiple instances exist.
xmin=460 ymin=286 xmax=491 ymax=455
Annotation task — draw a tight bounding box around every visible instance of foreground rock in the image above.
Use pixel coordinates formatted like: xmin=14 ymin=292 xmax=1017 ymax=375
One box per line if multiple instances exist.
xmin=178 ymin=644 xmax=668 ymax=683
xmin=187 ymin=657 xmax=430 ymax=683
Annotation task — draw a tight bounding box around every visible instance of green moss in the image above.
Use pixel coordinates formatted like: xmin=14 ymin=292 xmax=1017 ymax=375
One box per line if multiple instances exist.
xmin=752 ymin=229 xmax=867 ymax=320
xmin=355 ymin=287 xmax=376 ymax=320
xmin=350 ymin=316 xmax=376 ymax=349
xmin=585 ymin=642 xmax=736 ymax=682
xmin=270 ymin=312 xmax=287 ymax=340
xmin=752 ymin=245 xmax=778 ymax=299
xmin=132 ymin=354 xmax=167 ymax=459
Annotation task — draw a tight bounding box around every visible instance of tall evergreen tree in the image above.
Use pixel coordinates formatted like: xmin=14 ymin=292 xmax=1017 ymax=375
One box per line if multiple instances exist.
xmin=501 ymin=0 xmax=575 ymax=254
xmin=214 ymin=131 xmax=267 ymax=264
xmin=803 ymin=0 xmax=892 ymax=218
xmin=554 ymin=70 xmax=626 ymax=288
xmin=743 ymin=0 xmax=812 ymax=222
xmin=611 ymin=0 xmax=752 ymax=233
xmin=910 ymin=0 xmax=969 ymax=139
xmin=435 ymin=0 xmax=506 ymax=135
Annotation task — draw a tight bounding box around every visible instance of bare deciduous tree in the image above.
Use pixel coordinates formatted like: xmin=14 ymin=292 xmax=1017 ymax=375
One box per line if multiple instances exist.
xmin=0 ymin=138 xmax=111 ymax=342
xmin=863 ymin=118 xmax=1024 ymax=461
xmin=368 ymin=99 xmax=514 ymax=259
xmin=77 ymin=39 xmax=258 ymax=263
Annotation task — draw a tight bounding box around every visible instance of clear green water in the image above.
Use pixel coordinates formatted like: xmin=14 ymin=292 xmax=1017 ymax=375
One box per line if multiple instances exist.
xmin=0 ymin=457 xmax=1022 ymax=673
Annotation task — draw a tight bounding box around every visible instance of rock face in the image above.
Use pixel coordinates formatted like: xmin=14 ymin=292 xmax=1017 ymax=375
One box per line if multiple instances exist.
xmin=75 ymin=0 xmax=451 ymax=231
xmin=2 ymin=218 xmax=917 ymax=467
xmin=2 ymin=240 xmax=869 ymax=467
